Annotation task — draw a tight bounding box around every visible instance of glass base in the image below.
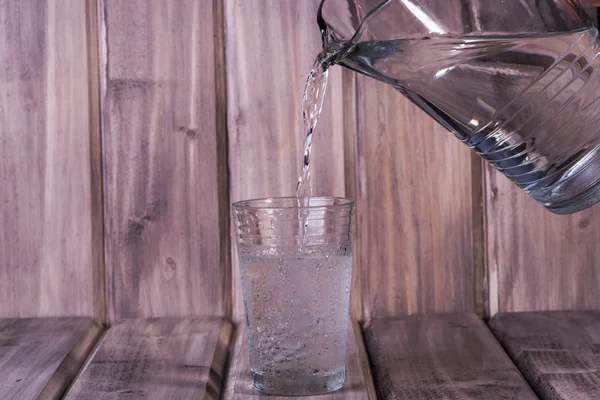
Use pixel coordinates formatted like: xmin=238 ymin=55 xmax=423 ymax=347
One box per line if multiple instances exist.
xmin=251 ymin=368 xmax=345 ymax=396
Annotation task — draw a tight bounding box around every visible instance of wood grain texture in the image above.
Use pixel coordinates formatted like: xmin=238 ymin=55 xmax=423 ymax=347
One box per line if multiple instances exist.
xmin=226 ymin=0 xmax=347 ymax=321
xmin=490 ymin=311 xmax=600 ymax=400
xmin=223 ymin=321 xmax=376 ymax=399
xmin=355 ymin=76 xmax=474 ymax=319
xmin=66 ymin=318 xmax=232 ymax=400
xmin=0 ymin=317 xmax=103 ymax=400
xmin=352 ymin=0 xmax=475 ymax=320
xmin=101 ymin=0 xmax=228 ymax=319
xmin=485 ymin=166 xmax=600 ymax=315
xmin=0 ymin=0 xmax=97 ymax=317
xmin=364 ymin=313 xmax=537 ymax=399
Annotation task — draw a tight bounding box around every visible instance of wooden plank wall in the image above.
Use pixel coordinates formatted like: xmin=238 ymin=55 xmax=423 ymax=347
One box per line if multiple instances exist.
xmin=354 ymin=78 xmax=475 ymax=320
xmin=225 ymin=0 xmax=476 ymax=322
xmin=100 ymin=0 xmax=229 ymax=321
xmin=2 ymin=0 xmax=600 ymax=324
xmin=0 ymin=0 xmax=102 ymax=318
xmin=353 ymin=0 xmax=476 ymax=320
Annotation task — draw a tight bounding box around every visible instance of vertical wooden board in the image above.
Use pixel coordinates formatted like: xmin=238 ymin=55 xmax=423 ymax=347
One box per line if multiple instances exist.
xmin=0 ymin=0 xmax=96 ymax=317
xmin=102 ymin=0 xmax=227 ymax=319
xmin=349 ymin=0 xmax=474 ymax=320
xmin=226 ymin=0 xmax=347 ymax=319
xmin=355 ymin=79 xmax=474 ymax=319
xmin=485 ymin=166 xmax=600 ymax=314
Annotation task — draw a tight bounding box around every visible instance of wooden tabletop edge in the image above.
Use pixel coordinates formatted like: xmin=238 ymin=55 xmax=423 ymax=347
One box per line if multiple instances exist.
xmin=38 ymin=318 xmax=106 ymax=400
xmin=351 ymin=319 xmax=378 ymax=400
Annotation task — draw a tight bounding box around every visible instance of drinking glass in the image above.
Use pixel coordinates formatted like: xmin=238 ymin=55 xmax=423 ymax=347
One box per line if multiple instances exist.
xmin=232 ymin=196 xmax=354 ymax=395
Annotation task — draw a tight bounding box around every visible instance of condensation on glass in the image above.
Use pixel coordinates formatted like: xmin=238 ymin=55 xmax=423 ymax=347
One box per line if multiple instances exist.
xmin=233 ymin=197 xmax=354 ymax=396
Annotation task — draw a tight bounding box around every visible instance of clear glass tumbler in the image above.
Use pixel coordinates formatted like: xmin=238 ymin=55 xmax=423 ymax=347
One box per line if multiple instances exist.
xmin=232 ymin=197 xmax=354 ymax=396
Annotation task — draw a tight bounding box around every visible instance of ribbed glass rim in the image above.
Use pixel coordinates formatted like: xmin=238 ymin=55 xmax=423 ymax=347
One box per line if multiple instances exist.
xmin=232 ymin=196 xmax=354 ymax=211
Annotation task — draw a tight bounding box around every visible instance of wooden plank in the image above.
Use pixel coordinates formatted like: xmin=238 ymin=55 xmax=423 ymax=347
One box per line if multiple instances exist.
xmin=101 ymin=0 xmax=228 ymax=319
xmin=0 ymin=0 xmax=97 ymax=317
xmin=0 ymin=317 xmax=103 ymax=400
xmin=223 ymin=321 xmax=376 ymax=399
xmin=355 ymin=76 xmax=474 ymax=319
xmin=225 ymin=0 xmax=347 ymax=320
xmin=351 ymin=0 xmax=474 ymax=320
xmin=490 ymin=311 xmax=600 ymax=400
xmin=485 ymin=166 xmax=600 ymax=314
xmin=65 ymin=318 xmax=232 ymax=400
xmin=364 ymin=313 xmax=537 ymax=399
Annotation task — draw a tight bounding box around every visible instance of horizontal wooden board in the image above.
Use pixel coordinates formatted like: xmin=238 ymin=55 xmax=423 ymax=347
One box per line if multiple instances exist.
xmin=363 ymin=313 xmax=537 ymax=399
xmin=491 ymin=311 xmax=600 ymax=400
xmin=65 ymin=318 xmax=232 ymax=400
xmin=0 ymin=317 xmax=102 ymax=399
xmin=223 ymin=321 xmax=376 ymax=399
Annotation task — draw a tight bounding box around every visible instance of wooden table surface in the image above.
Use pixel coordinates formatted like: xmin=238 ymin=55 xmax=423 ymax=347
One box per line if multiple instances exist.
xmin=223 ymin=320 xmax=376 ymax=399
xmin=65 ymin=318 xmax=231 ymax=400
xmin=491 ymin=310 xmax=600 ymax=400
xmin=364 ymin=313 xmax=537 ymax=399
xmin=1 ymin=313 xmax=571 ymax=399
xmin=0 ymin=317 xmax=102 ymax=400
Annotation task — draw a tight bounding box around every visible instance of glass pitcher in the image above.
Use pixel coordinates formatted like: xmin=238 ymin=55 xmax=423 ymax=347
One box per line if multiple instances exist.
xmin=318 ymin=0 xmax=600 ymax=214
